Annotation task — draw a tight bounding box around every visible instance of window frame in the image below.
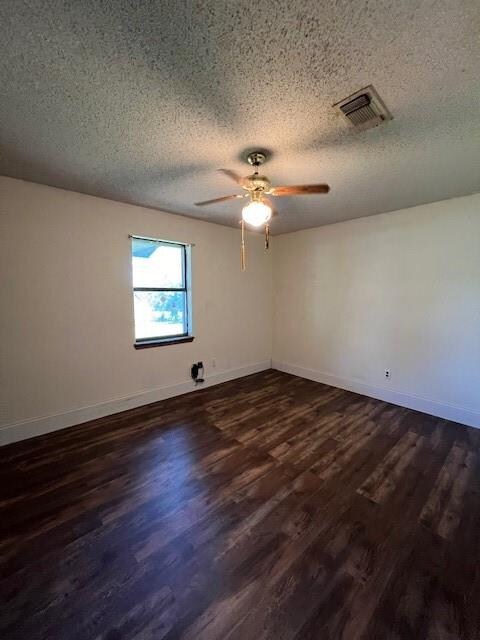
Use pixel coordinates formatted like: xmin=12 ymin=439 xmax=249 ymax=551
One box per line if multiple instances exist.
xmin=130 ymin=235 xmax=194 ymax=348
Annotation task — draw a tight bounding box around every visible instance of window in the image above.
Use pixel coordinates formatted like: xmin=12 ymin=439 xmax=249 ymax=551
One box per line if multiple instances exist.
xmin=131 ymin=236 xmax=193 ymax=347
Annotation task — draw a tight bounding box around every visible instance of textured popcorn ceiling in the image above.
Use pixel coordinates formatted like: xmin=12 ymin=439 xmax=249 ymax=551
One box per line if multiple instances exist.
xmin=0 ymin=1 xmax=479 ymax=234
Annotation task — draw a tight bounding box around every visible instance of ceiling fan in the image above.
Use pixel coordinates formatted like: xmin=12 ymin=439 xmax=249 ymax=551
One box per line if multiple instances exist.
xmin=194 ymin=151 xmax=330 ymax=269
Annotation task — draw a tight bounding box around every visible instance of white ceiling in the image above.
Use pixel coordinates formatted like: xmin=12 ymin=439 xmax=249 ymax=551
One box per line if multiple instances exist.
xmin=1 ymin=0 xmax=479 ymax=234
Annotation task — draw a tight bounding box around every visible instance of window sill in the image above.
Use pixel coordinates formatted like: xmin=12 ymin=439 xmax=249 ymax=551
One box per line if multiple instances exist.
xmin=134 ymin=336 xmax=195 ymax=349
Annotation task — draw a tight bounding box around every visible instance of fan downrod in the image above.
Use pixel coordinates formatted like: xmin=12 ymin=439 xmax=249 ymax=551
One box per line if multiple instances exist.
xmin=246 ymin=151 xmax=267 ymax=167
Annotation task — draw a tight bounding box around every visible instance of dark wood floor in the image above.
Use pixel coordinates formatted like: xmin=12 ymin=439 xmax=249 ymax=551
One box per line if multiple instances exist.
xmin=1 ymin=370 xmax=480 ymax=639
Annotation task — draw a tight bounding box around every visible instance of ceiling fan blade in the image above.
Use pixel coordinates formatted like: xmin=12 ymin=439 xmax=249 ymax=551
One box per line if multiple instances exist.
xmin=194 ymin=194 xmax=244 ymax=206
xmin=218 ymin=169 xmax=246 ymax=186
xmin=270 ymin=184 xmax=330 ymax=196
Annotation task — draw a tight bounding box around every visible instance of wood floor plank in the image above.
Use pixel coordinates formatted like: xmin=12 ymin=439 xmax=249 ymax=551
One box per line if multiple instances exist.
xmin=420 ymin=442 xmax=477 ymax=539
xmin=357 ymin=430 xmax=425 ymax=504
xmin=1 ymin=369 xmax=479 ymax=639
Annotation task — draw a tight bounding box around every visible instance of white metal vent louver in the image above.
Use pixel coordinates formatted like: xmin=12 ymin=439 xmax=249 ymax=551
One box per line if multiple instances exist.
xmin=334 ymin=85 xmax=392 ymax=132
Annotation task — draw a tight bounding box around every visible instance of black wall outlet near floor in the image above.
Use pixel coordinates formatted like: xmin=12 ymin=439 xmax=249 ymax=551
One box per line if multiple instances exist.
xmin=191 ymin=362 xmax=205 ymax=383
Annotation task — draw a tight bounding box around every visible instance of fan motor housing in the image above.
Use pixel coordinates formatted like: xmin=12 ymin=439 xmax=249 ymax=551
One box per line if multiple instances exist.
xmin=244 ymin=174 xmax=271 ymax=193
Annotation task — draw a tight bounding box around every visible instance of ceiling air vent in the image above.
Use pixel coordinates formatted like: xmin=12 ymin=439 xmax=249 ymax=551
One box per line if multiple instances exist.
xmin=333 ymin=85 xmax=392 ymax=132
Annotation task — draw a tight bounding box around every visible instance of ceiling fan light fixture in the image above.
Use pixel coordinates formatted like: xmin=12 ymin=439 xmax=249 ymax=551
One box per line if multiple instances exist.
xmin=194 ymin=150 xmax=330 ymax=269
xmin=241 ymin=200 xmax=272 ymax=227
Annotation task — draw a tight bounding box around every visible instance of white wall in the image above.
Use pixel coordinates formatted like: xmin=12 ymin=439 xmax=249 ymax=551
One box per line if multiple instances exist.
xmin=2 ymin=178 xmax=479 ymax=445
xmin=272 ymin=195 xmax=480 ymax=428
xmin=0 ymin=177 xmax=272 ymax=444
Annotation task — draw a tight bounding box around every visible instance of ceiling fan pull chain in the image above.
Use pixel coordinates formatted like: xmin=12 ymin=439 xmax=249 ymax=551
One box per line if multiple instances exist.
xmin=240 ymin=219 xmax=246 ymax=271
xmin=265 ymin=223 xmax=270 ymax=250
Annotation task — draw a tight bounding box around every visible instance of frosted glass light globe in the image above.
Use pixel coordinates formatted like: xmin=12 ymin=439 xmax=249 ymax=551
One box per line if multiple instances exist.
xmin=242 ymin=201 xmax=272 ymax=227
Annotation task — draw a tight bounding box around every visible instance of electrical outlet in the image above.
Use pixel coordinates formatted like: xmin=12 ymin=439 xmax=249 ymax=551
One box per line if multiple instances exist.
xmin=211 ymin=357 xmax=217 ymax=368
xmin=385 ymin=369 xmax=391 ymax=379
xmin=191 ymin=361 xmax=205 ymax=384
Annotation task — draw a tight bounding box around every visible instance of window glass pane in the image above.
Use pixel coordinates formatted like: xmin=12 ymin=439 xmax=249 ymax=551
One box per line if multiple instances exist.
xmin=132 ymin=239 xmax=184 ymax=288
xmin=134 ymin=291 xmax=187 ymax=339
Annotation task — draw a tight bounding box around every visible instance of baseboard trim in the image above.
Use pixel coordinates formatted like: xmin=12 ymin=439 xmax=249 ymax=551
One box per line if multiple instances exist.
xmin=272 ymin=360 xmax=480 ymax=429
xmin=0 ymin=360 xmax=271 ymax=446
